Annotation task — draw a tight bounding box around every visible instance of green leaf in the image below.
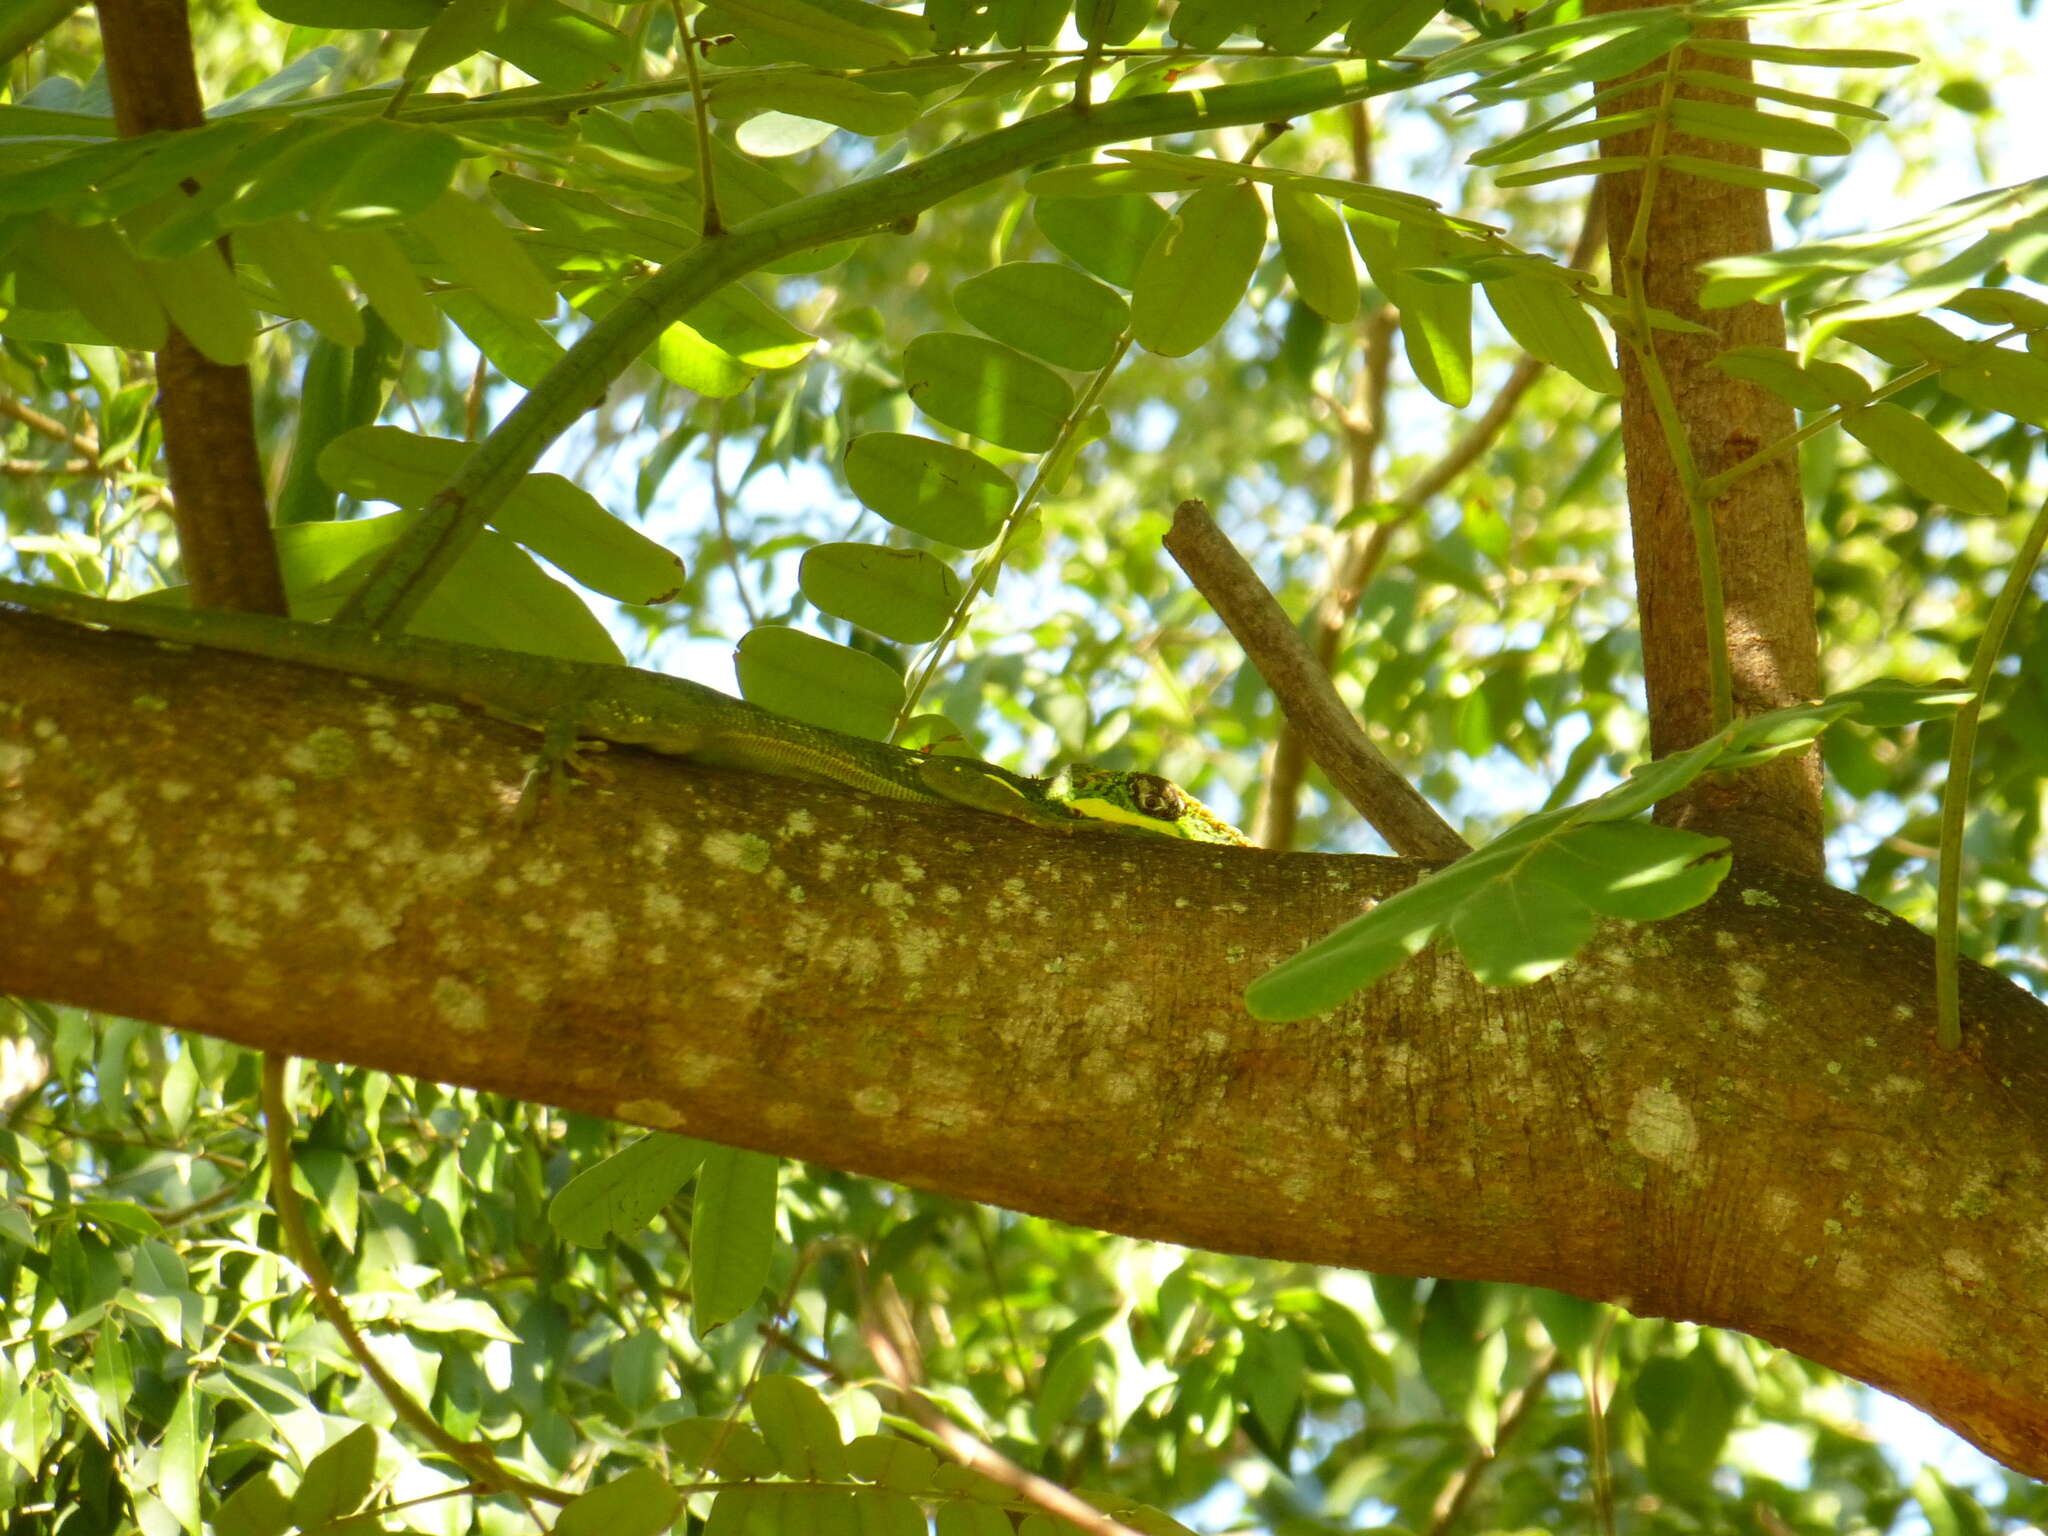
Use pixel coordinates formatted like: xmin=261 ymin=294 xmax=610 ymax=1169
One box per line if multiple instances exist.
xmin=1669 ymin=99 xmax=1851 ymax=157
xmin=1482 ymin=268 xmax=1618 ymax=393
xmin=936 ymin=1501 xmax=1013 ymax=1536
xmin=550 ymin=1133 xmax=711 ymax=1246
xmin=143 ymin=244 xmax=254 ymax=364
xmin=1034 ymin=193 xmax=1171 ymax=289
xmin=159 ymin=1378 xmax=205 ymax=1535
xmin=403 ymin=0 xmax=510 ymax=81
xmin=754 ymin=1375 xmax=849 ymax=1481
xmin=1492 ymin=155 xmax=1648 ymax=190
xmin=688 ymin=284 xmax=821 ymax=369
xmin=904 ymin=332 xmax=1075 ymax=452
xmin=1638 ymin=1345 xmax=1740 ymax=1497
xmin=735 ymin=111 xmax=838 ymax=157
xmin=711 ymin=70 xmax=921 ymax=135
xmin=955 ymin=261 xmax=1129 ymax=371
xmin=845 ymin=1435 xmax=938 ymax=1491
xmin=233 ymin=54 xmax=344 ymax=117
xmin=1112 ymin=150 xmax=1457 ymax=224
xmin=1841 ymin=402 xmax=2007 ymax=514
xmin=20 ymin=215 xmax=166 ymax=350
xmin=492 ymin=0 xmax=635 ymax=91
xmin=1035 ymin=1337 xmax=1101 ymax=1439
xmin=1272 ymin=186 xmax=1358 ymax=325
xmin=995 ymin=0 xmax=1069 ymax=48
xmin=318 ymin=426 xmax=683 ymax=604
xmin=289 ymin=1424 xmax=378 ymax=1528
xmin=1076 ymin=0 xmax=1153 ymax=45
xmin=1676 ymin=69 xmax=1889 ymax=122
xmin=212 ymin=1473 xmax=292 ymax=1536
xmin=735 ymin=626 xmax=904 ymax=738
xmin=1687 ymin=38 xmax=1918 ymax=70
xmin=1166 ymin=0 xmax=1254 ymax=49
xmin=1661 ymin=155 xmax=1819 ymax=196
xmin=857 ymin=1489 xmax=930 ymax=1536
xmin=1131 ymin=180 xmax=1267 ymax=357
xmin=1246 ymin=700 xmax=1869 ymax=1018
xmin=1943 ymin=285 xmax=2048 ymax=330
xmin=1417 ymin=1286 xmax=1503 ymax=1449
xmin=654 ymin=319 xmax=756 ymax=397
xmin=800 ymin=544 xmax=961 ymax=644
xmin=408 ymin=189 xmax=556 ymax=320
xmin=699 ymin=0 xmax=926 ymax=69
xmin=843 ymin=433 xmax=1014 ymax=549
xmin=221 ymin=120 xmax=461 ymax=230
xmin=1236 ymin=1324 xmax=1304 ymax=1447
xmin=665 ymin=1418 xmax=782 ymax=1478
xmin=259 ymin=0 xmax=440 ymax=22
xmin=1026 ymin=163 xmax=1202 ymax=199
xmin=1470 ymin=107 xmax=1650 ymax=170
xmin=1712 ymin=345 xmax=1868 ymax=410
xmin=322 ymin=225 xmax=441 ymax=348
xmin=1347 ymin=210 xmax=1473 ymax=406
xmin=1347 ymin=0 xmax=1437 ymax=56
xmin=1827 ymin=677 xmax=1973 ymax=728
xmin=435 ymin=287 xmax=568 ymax=387
xmin=233 ymin=215 xmax=365 ymax=347
xmin=558 ymin=1467 xmax=684 ymax=1536
xmin=489 ymin=173 xmax=696 ymax=263
xmin=690 ymin=1146 xmax=780 ymax=1334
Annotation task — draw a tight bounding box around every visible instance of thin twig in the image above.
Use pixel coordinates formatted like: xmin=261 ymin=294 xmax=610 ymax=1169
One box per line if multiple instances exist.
xmin=1586 ymin=1309 xmax=1617 ymax=1536
xmin=1423 ymin=1346 xmax=1563 ymax=1536
xmin=969 ymin=1208 xmax=1035 ymax=1394
xmin=0 ymin=394 xmax=100 ymax=459
xmin=673 ymin=0 xmax=723 ymax=237
xmin=707 ymin=411 xmax=758 ymax=628
xmin=1 ymin=458 xmax=101 ymax=477
xmin=855 ymin=1255 xmax=1151 ymax=1536
xmin=898 ymin=333 xmax=1134 ymax=731
xmin=259 ymin=1058 xmax=566 ymax=1506
xmin=1253 ymin=197 xmax=1605 ymax=847
xmin=1164 ymin=498 xmax=1468 ymax=860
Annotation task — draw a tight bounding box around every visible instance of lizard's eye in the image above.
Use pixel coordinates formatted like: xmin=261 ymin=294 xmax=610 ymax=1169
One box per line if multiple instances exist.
xmin=1126 ymin=773 xmax=1189 ymax=823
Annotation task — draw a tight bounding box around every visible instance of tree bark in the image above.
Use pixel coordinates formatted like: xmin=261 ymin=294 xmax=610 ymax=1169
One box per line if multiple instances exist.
xmin=4 ymin=613 xmax=2046 ymax=1474
xmin=96 ymin=0 xmax=283 ymax=613
xmin=1591 ymin=1 xmax=1825 ymax=876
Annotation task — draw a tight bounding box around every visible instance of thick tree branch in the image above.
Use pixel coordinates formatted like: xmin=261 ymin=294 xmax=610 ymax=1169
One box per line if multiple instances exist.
xmin=1589 ymin=1 xmax=1823 ymax=875
xmin=4 ymin=615 xmax=2047 ymax=1475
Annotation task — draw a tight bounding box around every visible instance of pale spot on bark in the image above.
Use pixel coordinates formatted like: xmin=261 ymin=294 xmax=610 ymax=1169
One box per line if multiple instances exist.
xmin=702 ymin=830 xmax=771 ymax=873
xmin=618 ymin=1098 xmax=681 ymax=1128
xmin=854 ymin=1086 xmax=902 ymax=1117
xmin=1626 ymin=1085 xmax=1698 ymax=1166
xmin=431 ymin=976 xmax=490 ymax=1034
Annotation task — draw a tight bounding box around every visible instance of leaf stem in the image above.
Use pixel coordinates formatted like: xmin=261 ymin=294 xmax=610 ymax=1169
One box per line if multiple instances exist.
xmin=895 ymin=333 xmax=1134 ymax=734
xmin=672 ymin=0 xmax=723 ymax=237
xmin=340 ymin=60 xmax=1403 ymax=631
xmin=1935 ymin=485 xmax=2048 ymax=1048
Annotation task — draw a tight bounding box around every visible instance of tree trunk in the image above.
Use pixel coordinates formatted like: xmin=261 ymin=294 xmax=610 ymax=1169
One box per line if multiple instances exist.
xmin=6 ymin=613 xmax=2047 ymax=1474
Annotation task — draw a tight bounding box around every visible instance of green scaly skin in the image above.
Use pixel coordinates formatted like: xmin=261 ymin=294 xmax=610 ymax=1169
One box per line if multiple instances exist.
xmin=1 ymin=582 xmax=1248 ymax=845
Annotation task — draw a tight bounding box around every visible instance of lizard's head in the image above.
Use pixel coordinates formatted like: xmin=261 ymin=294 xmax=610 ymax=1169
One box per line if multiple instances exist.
xmin=1054 ymin=766 xmax=1202 ymax=834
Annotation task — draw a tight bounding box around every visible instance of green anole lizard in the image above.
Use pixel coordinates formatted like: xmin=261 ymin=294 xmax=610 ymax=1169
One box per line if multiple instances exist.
xmin=2 ymin=581 xmax=1248 ymax=845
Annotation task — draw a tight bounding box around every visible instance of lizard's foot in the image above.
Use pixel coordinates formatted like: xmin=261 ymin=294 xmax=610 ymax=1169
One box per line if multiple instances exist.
xmin=515 ymin=725 xmax=612 ymax=824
